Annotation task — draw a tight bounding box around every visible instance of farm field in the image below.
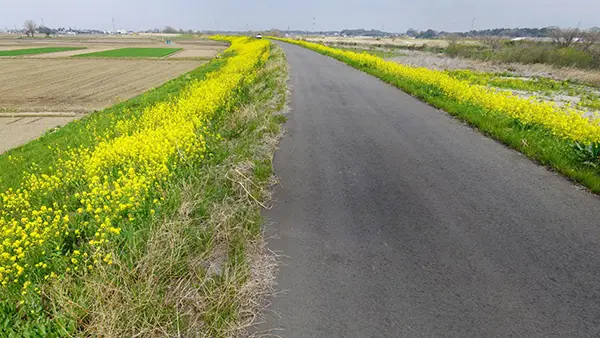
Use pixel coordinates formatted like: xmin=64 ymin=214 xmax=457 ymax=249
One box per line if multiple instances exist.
xmin=0 ymin=35 xmax=224 ymax=155
xmin=75 ymin=47 xmax=182 ymax=58
xmin=0 ymin=58 xmax=203 ymax=113
xmin=0 ymin=35 xmax=226 ymax=59
xmin=168 ymin=45 xmax=224 ymax=58
xmin=30 ymin=47 xmax=116 ymax=57
xmin=0 ymin=46 xmax=85 ymax=56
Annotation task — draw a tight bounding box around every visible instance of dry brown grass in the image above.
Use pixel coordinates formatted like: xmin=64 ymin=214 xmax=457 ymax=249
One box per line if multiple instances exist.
xmin=529 ymin=65 xmax=600 ymax=87
xmin=48 ymin=185 xmax=278 ymax=337
xmin=0 ymin=58 xmax=203 ymax=112
xmin=305 ymin=36 xmax=455 ymax=48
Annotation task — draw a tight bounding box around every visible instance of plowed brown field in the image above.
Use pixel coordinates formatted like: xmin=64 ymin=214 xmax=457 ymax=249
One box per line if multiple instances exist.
xmin=0 ymin=59 xmax=203 ymax=112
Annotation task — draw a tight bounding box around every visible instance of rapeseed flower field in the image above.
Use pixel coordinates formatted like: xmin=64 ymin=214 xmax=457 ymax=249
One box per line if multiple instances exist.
xmin=0 ymin=36 xmax=270 ymax=311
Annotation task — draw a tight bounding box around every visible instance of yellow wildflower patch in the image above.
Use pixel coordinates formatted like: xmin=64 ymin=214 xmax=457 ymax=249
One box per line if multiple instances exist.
xmin=0 ymin=37 xmax=270 ymax=300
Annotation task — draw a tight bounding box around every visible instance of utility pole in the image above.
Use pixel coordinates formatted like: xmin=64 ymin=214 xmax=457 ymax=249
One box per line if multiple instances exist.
xmin=313 ymin=17 xmax=316 ymax=33
xmin=112 ymin=17 xmax=115 ymax=33
xmin=41 ymin=18 xmax=44 ymax=26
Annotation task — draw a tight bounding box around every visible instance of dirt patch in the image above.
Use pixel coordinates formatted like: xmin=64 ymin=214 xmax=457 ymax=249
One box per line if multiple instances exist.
xmin=168 ymin=46 xmax=223 ymax=59
xmin=0 ymin=58 xmax=203 ymax=112
xmin=0 ymin=115 xmax=78 ymax=153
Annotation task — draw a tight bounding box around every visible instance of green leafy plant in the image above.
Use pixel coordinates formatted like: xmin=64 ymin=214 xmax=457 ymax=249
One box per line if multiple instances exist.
xmin=574 ymin=142 xmax=600 ymax=167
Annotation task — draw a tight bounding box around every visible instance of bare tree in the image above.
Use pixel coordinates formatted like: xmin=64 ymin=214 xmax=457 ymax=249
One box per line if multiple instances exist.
xmin=579 ymin=28 xmax=600 ymax=51
xmin=162 ymin=26 xmax=178 ymax=34
xmin=24 ymin=20 xmax=37 ymax=37
xmin=551 ymin=27 xmax=581 ymax=48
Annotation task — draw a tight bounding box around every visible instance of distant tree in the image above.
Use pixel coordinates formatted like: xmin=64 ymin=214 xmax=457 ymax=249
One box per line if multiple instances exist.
xmin=406 ymin=28 xmax=418 ymax=37
xmin=580 ymin=28 xmax=600 ymax=51
xmin=340 ymin=29 xmax=387 ymax=37
xmin=418 ymin=29 xmax=438 ymax=39
xmin=24 ymin=20 xmax=37 ymax=37
xmin=38 ymin=26 xmax=55 ymax=37
xmin=551 ymin=27 xmax=581 ymax=48
xmin=162 ymin=26 xmax=178 ymax=34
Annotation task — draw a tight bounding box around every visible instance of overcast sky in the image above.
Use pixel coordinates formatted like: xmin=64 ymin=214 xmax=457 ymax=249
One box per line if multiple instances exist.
xmin=1 ymin=0 xmax=599 ymax=32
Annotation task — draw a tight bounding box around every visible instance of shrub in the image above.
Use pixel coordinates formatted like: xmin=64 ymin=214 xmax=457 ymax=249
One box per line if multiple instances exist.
xmin=444 ymin=40 xmax=597 ymax=70
xmin=546 ymin=47 xmax=594 ymax=68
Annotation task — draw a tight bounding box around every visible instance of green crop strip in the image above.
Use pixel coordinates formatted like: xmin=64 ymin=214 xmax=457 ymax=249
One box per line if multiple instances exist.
xmin=74 ymin=48 xmax=182 ymax=58
xmin=0 ymin=47 xmax=86 ymax=56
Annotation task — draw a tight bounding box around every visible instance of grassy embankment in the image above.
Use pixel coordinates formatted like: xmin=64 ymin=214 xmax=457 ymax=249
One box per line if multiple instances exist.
xmin=0 ymin=37 xmax=287 ymax=336
xmin=273 ymin=37 xmax=600 ymax=193
xmin=75 ymin=47 xmax=182 ymax=58
xmin=0 ymin=47 xmax=86 ymax=56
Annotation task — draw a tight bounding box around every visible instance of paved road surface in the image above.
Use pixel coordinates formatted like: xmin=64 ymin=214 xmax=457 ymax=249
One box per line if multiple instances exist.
xmin=264 ymin=42 xmax=600 ymax=337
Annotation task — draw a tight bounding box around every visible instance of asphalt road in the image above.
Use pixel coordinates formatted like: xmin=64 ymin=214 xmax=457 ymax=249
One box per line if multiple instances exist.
xmin=263 ymin=42 xmax=600 ymax=337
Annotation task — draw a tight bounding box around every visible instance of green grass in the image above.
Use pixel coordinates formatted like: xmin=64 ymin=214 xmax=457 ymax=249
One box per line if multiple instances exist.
xmin=578 ymin=94 xmax=600 ymax=110
xmin=285 ymin=40 xmax=600 ymax=194
xmin=0 ymin=50 xmax=234 ymax=191
xmin=74 ymin=47 xmax=182 ymax=58
xmin=0 ymin=47 xmax=86 ymax=56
